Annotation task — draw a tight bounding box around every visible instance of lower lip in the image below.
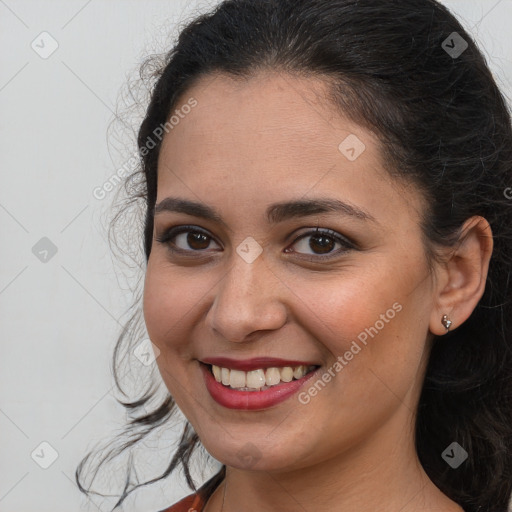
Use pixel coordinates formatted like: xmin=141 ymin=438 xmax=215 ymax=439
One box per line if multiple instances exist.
xmin=200 ymin=363 xmax=321 ymax=410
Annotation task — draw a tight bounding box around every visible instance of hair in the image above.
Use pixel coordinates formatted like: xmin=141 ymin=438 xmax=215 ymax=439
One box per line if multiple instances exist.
xmin=76 ymin=1 xmax=512 ymax=511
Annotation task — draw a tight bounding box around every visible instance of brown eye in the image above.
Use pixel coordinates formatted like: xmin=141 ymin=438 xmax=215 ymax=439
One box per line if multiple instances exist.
xmin=155 ymin=226 xmax=221 ymax=253
xmin=286 ymin=228 xmax=353 ymax=259
xmin=307 ymin=234 xmax=336 ymax=254
xmin=183 ymin=231 xmax=211 ymax=250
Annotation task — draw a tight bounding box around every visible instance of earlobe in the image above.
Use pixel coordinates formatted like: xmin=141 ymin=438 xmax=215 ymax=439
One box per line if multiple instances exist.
xmin=429 ymin=216 xmax=493 ymax=336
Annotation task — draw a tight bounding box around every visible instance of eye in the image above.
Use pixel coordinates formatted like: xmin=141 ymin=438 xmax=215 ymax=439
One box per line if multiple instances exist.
xmin=155 ymin=225 xmax=221 ymax=254
xmin=155 ymin=225 xmax=354 ymax=260
xmin=285 ymin=228 xmax=354 ymax=259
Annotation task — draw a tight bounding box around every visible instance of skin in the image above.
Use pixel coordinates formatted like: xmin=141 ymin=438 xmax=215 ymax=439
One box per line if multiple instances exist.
xmin=143 ymin=70 xmax=493 ymax=512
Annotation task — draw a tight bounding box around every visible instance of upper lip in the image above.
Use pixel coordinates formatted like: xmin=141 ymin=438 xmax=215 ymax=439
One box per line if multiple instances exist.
xmin=200 ymin=357 xmax=320 ymax=372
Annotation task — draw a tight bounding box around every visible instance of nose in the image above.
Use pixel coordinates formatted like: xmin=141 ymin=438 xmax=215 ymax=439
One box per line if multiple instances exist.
xmin=205 ymin=251 xmax=288 ymax=343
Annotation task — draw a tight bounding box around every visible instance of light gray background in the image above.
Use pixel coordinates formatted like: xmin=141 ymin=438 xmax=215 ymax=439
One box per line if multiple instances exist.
xmin=1 ymin=1 xmax=511 ymax=511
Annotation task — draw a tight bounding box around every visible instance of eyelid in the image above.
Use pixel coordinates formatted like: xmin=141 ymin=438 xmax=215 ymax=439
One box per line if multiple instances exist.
xmin=285 ymin=227 xmax=355 ymax=260
xmin=155 ymin=225 xmax=222 ymax=253
xmin=155 ymin=224 xmax=355 ymax=259
xmin=289 ymin=227 xmax=356 ymax=248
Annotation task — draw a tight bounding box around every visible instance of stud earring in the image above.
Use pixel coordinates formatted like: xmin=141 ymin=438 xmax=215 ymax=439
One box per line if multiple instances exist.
xmin=441 ymin=314 xmax=452 ymax=331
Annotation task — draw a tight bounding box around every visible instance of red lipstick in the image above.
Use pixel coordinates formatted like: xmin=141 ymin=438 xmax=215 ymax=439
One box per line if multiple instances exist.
xmin=200 ymin=361 xmax=321 ymax=410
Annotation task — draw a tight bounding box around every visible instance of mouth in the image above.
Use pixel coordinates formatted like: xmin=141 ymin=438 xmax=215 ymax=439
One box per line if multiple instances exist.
xmin=199 ymin=360 xmax=322 ymax=410
xmin=205 ymin=363 xmax=320 ymax=391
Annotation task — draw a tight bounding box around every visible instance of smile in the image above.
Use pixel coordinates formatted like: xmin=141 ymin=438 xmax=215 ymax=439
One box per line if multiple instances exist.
xmin=199 ymin=361 xmax=322 ymax=410
xmin=209 ymin=364 xmax=318 ymax=391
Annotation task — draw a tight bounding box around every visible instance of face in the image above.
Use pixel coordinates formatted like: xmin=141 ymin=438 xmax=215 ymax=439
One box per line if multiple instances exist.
xmin=143 ymin=70 xmax=437 ymax=472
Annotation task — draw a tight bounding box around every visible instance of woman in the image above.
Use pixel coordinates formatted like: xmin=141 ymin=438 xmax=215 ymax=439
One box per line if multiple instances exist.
xmin=76 ymin=1 xmax=512 ymax=511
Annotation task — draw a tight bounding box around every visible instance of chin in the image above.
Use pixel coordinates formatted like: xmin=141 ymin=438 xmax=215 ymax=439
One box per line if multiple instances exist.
xmin=202 ymin=437 xmax=312 ymax=473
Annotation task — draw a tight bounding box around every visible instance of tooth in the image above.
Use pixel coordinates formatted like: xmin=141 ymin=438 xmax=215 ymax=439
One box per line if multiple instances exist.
xmin=280 ymin=366 xmax=294 ymax=382
xmin=293 ymin=365 xmax=305 ymax=379
xmin=221 ymin=367 xmax=230 ymax=386
xmin=265 ymin=367 xmax=281 ymax=386
xmin=229 ymin=369 xmax=246 ymax=388
xmin=246 ymin=369 xmax=266 ymax=389
xmin=212 ymin=365 xmax=221 ymax=382
xmin=214 ymin=364 xmax=314 ymax=389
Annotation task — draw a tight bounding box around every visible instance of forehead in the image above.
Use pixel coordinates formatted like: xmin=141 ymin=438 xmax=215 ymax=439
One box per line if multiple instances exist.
xmin=156 ymin=70 xmax=424 ymax=229
xmin=161 ymin=70 xmax=368 ymax=162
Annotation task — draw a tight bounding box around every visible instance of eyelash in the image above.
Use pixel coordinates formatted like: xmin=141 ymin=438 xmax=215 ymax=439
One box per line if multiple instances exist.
xmin=155 ymin=225 xmax=355 ymax=261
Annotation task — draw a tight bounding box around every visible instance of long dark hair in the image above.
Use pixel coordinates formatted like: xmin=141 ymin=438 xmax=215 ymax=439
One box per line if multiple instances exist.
xmin=76 ymin=1 xmax=512 ymax=510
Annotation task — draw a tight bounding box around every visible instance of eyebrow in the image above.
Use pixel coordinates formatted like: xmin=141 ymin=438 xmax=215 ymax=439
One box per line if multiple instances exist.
xmin=154 ymin=196 xmax=377 ymax=226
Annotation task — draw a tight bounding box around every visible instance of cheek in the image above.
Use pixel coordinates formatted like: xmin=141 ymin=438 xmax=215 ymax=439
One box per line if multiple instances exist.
xmin=284 ymin=267 xmax=430 ymax=450
xmin=142 ymin=260 xmax=208 ymax=418
xmin=286 ymin=257 xmax=430 ymax=383
xmin=142 ymin=260 xmax=203 ymax=354
xmin=285 ymin=263 xmax=401 ymax=341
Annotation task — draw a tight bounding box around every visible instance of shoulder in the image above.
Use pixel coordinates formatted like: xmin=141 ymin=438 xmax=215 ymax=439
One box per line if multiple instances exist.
xmin=157 ymin=469 xmax=224 ymax=512
xmin=157 ymin=491 xmax=204 ymax=512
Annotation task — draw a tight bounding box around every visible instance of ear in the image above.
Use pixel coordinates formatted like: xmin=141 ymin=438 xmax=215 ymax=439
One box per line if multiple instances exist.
xmin=429 ymin=216 xmax=493 ymax=336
